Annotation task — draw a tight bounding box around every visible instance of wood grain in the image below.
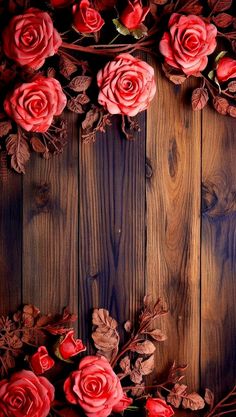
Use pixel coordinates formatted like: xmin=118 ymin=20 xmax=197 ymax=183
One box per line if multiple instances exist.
xmin=146 ymin=66 xmax=201 ymax=390
xmin=201 ymin=110 xmax=236 ymax=398
xmin=22 ymin=113 xmax=78 ymax=316
xmin=79 ymin=115 xmax=146 ymax=343
xmin=0 ymin=173 xmax=22 ymax=314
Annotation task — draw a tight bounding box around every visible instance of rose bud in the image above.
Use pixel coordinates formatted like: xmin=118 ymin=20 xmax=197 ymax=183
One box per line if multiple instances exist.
xmin=57 ymin=330 xmax=86 ymax=360
xmin=216 ymin=57 xmax=236 ymax=83
xmin=112 ymin=392 xmax=133 ymax=413
xmin=120 ymin=0 xmax=149 ymax=31
xmin=146 ymin=398 xmax=174 ymax=417
xmin=73 ymin=0 xmax=105 ymax=33
xmin=51 ymin=0 xmax=74 ymax=7
xmin=29 ymin=346 xmax=55 ymax=375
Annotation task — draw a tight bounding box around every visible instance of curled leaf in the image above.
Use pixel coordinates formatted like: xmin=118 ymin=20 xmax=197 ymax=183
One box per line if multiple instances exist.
xmin=204 ymin=388 xmax=214 ymax=410
xmin=144 ymin=329 xmax=167 ymax=342
xmin=182 ymin=393 xmax=205 ymax=411
xmin=131 ymin=340 xmax=156 ymax=355
xmin=119 ymin=356 xmax=131 ymax=374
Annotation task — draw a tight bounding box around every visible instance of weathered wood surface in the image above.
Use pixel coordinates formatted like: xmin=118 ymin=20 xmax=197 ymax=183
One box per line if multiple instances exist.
xmin=0 ymin=68 xmax=236 ymax=401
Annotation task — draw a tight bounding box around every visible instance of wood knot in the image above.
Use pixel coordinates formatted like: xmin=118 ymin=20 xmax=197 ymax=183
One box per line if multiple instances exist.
xmin=145 ymin=158 xmax=153 ymax=179
xmin=168 ymin=138 xmax=179 ymax=178
xmin=34 ymin=183 xmax=51 ymax=213
xmin=202 ymin=182 xmax=218 ymax=214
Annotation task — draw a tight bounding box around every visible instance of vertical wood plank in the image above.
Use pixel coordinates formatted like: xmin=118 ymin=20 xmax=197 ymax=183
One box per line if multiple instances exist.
xmin=22 ymin=113 xmax=78 ymax=315
xmin=79 ymin=115 xmax=146 ymax=342
xmin=201 ymin=112 xmax=236 ymax=398
xmin=146 ymin=67 xmax=201 ymax=389
xmin=0 ymin=174 xmax=22 ymax=314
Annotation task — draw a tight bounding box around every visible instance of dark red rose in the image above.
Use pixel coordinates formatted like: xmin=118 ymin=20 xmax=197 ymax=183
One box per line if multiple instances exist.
xmin=120 ymin=0 xmax=149 ymax=30
xmin=51 ymin=0 xmax=74 ymax=7
xmin=216 ymin=57 xmax=236 ymax=83
xmin=73 ymin=0 xmax=105 ymax=33
xmin=146 ymin=398 xmax=174 ymax=417
xmin=29 ymin=346 xmax=55 ymax=375
xmin=58 ymin=330 xmax=86 ymax=359
xmin=94 ymin=0 xmax=117 ymax=11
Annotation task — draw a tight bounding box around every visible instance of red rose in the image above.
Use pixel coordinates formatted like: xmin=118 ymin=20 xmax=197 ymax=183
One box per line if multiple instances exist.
xmin=2 ymin=8 xmax=62 ymax=70
xmin=73 ymin=0 xmax=105 ymax=33
xmin=159 ymin=13 xmax=217 ymax=76
xmin=216 ymin=57 xmax=236 ymax=83
xmin=58 ymin=330 xmax=86 ymax=360
xmin=146 ymin=398 xmax=174 ymax=417
xmin=97 ymin=53 xmax=156 ymax=117
xmin=120 ymin=0 xmax=149 ymax=30
xmin=64 ymin=355 xmax=123 ymax=417
xmin=51 ymin=0 xmax=74 ymax=7
xmin=4 ymin=75 xmax=67 ymax=133
xmin=0 ymin=370 xmax=54 ymax=417
xmin=29 ymin=346 xmax=55 ymax=375
xmin=112 ymin=392 xmax=133 ymax=413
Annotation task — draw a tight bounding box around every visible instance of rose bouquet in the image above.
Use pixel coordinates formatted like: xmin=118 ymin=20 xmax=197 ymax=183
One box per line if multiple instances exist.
xmin=0 ymin=0 xmax=235 ymax=175
xmin=0 ymin=298 xmax=235 ymax=417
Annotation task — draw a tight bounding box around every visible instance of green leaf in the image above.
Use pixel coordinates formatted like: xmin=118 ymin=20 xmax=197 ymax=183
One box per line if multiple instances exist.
xmin=131 ymin=24 xmax=148 ymax=39
xmin=215 ymin=50 xmax=227 ymax=63
xmin=113 ymin=19 xmax=130 ymax=36
xmin=208 ymin=70 xmax=215 ymax=80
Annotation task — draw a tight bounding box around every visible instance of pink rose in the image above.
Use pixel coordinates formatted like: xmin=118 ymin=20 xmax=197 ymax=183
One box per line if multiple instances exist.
xmin=216 ymin=57 xmax=236 ymax=83
xmin=159 ymin=13 xmax=217 ymax=76
xmin=2 ymin=8 xmax=62 ymax=70
xmin=120 ymin=0 xmax=149 ymax=31
xmin=146 ymin=398 xmax=174 ymax=417
xmin=97 ymin=53 xmax=156 ymax=117
xmin=29 ymin=346 xmax=55 ymax=375
xmin=0 ymin=370 xmax=54 ymax=417
xmin=73 ymin=0 xmax=105 ymax=33
xmin=57 ymin=330 xmax=86 ymax=360
xmin=4 ymin=75 xmax=67 ymax=132
xmin=112 ymin=392 xmax=133 ymax=413
xmin=64 ymin=355 xmax=123 ymax=417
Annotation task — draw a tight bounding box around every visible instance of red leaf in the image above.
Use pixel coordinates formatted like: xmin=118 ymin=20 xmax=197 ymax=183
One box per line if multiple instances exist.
xmin=208 ymin=0 xmax=232 ymax=12
xmin=6 ymin=133 xmax=30 ymax=174
xmin=31 ymin=137 xmax=46 ymax=153
xmin=68 ymin=76 xmax=92 ymax=92
xmin=212 ymin=13 xmax=233 ymax=27
xmin=192 ymin=88 xmax=209 ymax=110
xmin=213 ymin=96 xmax=229 ymax=115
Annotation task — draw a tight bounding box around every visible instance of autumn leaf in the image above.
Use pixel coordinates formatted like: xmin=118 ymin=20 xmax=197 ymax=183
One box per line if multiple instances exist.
xmin=68 ymin=76 xmax=92 ymax=92
xmin=6 ymin=133 xmax=30 ymax=174
xmin=162 ymin=63 xmax=187 ymax=85
xmin=59 ymin=55 xmax=78 ymax=79
xmin=167 ymin=383 xmax=187 ymax=408
xmin=119 ymin=356 xmax=131 ymax=374
xmin=192 ymin=88 xmax=209 ymax=111
xmin=82 ymin=107 xmax=101 ymax=131
xmin=227 ymin=106 xmax=236 ymax=117
xmin=0 ymin=121 xmax=12 ymax=138
xmin=208 ymin=0 xmax=232 ymax=12
xmin=144 ymin=329 xmax=167 ymax=342
xmin=212 ymin=13 xmax=233 ymax=28
xmin=182 ymin=392 xmax=205 ymax=411
xmin=131 ymin=340 xmax=156 ymax=355
xmin=213 ymin=96 xmax=229 ymax=115
xmin=67 ymin=99 xmax=84 ymax=114
xmin=31 ymin=137 xmax=46 ymax=153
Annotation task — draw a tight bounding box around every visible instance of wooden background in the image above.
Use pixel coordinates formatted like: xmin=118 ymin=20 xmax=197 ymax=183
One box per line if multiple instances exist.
xmin=0 ymin=61 xmax=236 ymax=401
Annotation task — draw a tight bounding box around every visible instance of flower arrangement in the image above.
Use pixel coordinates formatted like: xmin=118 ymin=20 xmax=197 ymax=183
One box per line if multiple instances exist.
xmin=0 ymin=0 xmax=235 ymax=175
xmin=0 ymin=297 xmax=235 ymax=417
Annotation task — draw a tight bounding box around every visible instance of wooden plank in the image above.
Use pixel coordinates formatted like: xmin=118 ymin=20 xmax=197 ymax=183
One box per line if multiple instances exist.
xmin=201 ymin=111 xmax=236 ymax=399
xmin=22 ymin=113 xmax=78 ymax=316
xmin=79 ymin=115 xmax=146 ymax=343
xmin=146 ymin=66 xmax=201 ymax=390
xmin=0 ymin=172 xmax=22 ymax=314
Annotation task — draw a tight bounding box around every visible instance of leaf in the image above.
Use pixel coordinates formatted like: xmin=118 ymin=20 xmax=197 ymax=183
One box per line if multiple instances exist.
xmin=178 ymin=1 xmax=203 ymax=14
xmin=208 ymin=70 xmax=215 ymax=80
xmin=131 ymin=24 xmax=148 ymax=39
xmin=92 ymin=309 xmax=118 ymax=330
xmin=47 ymin=67 xmax=56 ymax=78
xmin=31 ymin=137 xmax=46 ymax=153
xmin=215 ymin=50 xmax=228 ymax=63
xmin=67 ymin=99 xmax=84 ymax=114
xmin=182 ymin=393 xmax=205 ymax=411
xmin=204 ymin=388 xmax=214 ymax=410
xmin=113 ymin=19 xmax=130 ymax=36
xmin=212 ymin=13 xmax=233 ymax=28
xmin=139 ymin=354 xmax=155 ymax=375
xmin=76 ymin=94 xmax=90 ymax=105
xmin=145 ymin=329 xmax=167 ymax=342
xmin=119 ymin=356 xmax=131 ymax=374
xmin=131 ymin=340 xmax=156 ymax=355
xmin=6 ymin=134 xmax=30 ymax=174
xmin=167 ymin=384 xmax=188 ymax=408
xmin=0 ymin=121 xmax=12 ymax=138
xmin=228 ymin=81 xmax=236 ymax=92
xmin=192 ymin=88 xmax=209 ymax=111
xmin=124 ymin=320 xmax=132 ymax=332
xmin=227 ymin=106 xmax=236 ymax=117
xmin=92 ymin=331 xmax=118 ymax=351
xmin=213 ymin=96 xmax=229 ymax=115
xmin=208 ymin=0 xmax=232 ymax=12
xmin=59 ymin=55 xmax=78 ymax=79
xmin=130 ymin=369 xmax=143 ymax=384
xmin=68 ymin=76 xmax=92 ymax=92
xmin=82 ymin=107 xmax=100 ymax=131
xmin=162 ymin=63 xmax=187 ymax=85
xmin=130 ymin=383 xmax=145 ymax=397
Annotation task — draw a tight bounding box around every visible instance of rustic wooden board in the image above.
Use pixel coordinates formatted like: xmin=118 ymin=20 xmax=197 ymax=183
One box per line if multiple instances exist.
xmin=146 ymin=66 xmax=201 ymax=390
xmin=0 ymin=172 xmax=22 ymax=314
xmin=201 ymin=110 xmax=236 ymax=398
xmin=22 ymin=113 xmax=78 ymax=316
xmin=79 ymin=115 xmax=146 ymax=343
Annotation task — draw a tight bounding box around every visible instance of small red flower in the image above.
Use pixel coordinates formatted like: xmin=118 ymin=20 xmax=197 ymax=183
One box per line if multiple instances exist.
xmin=112 ymin=392 xmax=133 ymax=413
xmin=120 ymin=0 xmax=149 ymax=31
xmin=216 ymin=57 xmax=236 ymax=83
xmin=58 ymin=330 xmax=86 ymax=360
xmin=146 ymin=398 xmax=174 ymax=417
xmin=29 ymin=346 xmax=55 ymax=375
xmin=72 ymin=0 xmax=105 ymax=33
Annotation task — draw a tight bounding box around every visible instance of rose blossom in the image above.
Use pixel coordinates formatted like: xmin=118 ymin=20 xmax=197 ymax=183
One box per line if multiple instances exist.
xmin=51 ymin=0 xmax=74 ymax=7
xmin=159 ymin=13 xmax=217 ymax=76
xmin=0 ymin=370 xmax=54 ymax=417
xmin=58 ymin=330 xmax=86 ymax=360
xmin=73 ymin=0 xmax=105 ymax=33
xmin=4 ymin=75 xmax=67 ymax=133
xmin=216 ymin=57 xmax=236 ymax=83
xmin=97 ymin=53 xmax=156 ymax=117
xmin=146 ymin=398 xmax=174 ymax=417
xmin=112 ymin=392 xmax=133 ymax=413
xmin=120 ymin=0 xmax=149 ymax=31
xmin=64 ymin=355 xmax=123 ymax=417
xmin=29 ymin=346 xmax=55 ymax=375
xmin=2 ymin=8 xmax=62 ymax=70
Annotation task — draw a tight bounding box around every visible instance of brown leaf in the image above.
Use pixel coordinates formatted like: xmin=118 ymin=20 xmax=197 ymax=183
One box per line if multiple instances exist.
xmin=167 ymin=384 xmax=187 ymax=408
xmin=227 ymin=105 xmax=236 ymax=117
xmin=162 ymin=63 xmax=187 ymax=85
xmin=6 ymin=133 xmax=30 ymax=174
xmin=59 ymin=55 xmax=77 ymax=79
xmin=47 ymin=67 xmax=56 ymax=78
xmin=130 ymin=369 xmax=143 ymax=384
xmin=130 ymin=383 xmax=145 ymax=397
xmin=208 ymin=0 xmax=232 ymax=12
xmin=124 ymin=320 xmax=132 ymax=332
xmin=131 ymin=340 xmax=156 ymax=355
xmin=119 ymin=356 xmax=131 ymax=374
xmin=82 ymin=107 xmax=101 ymax=131
xmin=213 ymin=96 xmax=229 ymax=115
xmin=182 ymin=393 xmax=205 ymax=411
xmin=178 ymin=1 xmax=203 ymax=14
xmin=31 ymin=137 xmax=46 ymax=153
xmin=10 ymin=335 xmax=23 ymax=349
xmin=92 ymin=330 xmax=118 ymax=352
xmin=92 ymin=309 xmax=118 ymax=330
xmin=212 ymin=13 xmax=233 ymax=27
xmin=145 ymin=329 xmax=167 ymax=342
xmin=204 ymin=388 xmax=214 ymax=410
xmin=192 ymin=88 xmax=209 ymax=110
xmin=228 ymin=81 xmax=236 ymax=92
xmin=68 ymin=76 xmax=92 ymax=92
xmin=0 ymin=121 xmax=12 ymax=138
xmin=67 ymin=99 xmax=84 ymax=114
xmin=133 ymin=354 xmax=155 ymax=377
